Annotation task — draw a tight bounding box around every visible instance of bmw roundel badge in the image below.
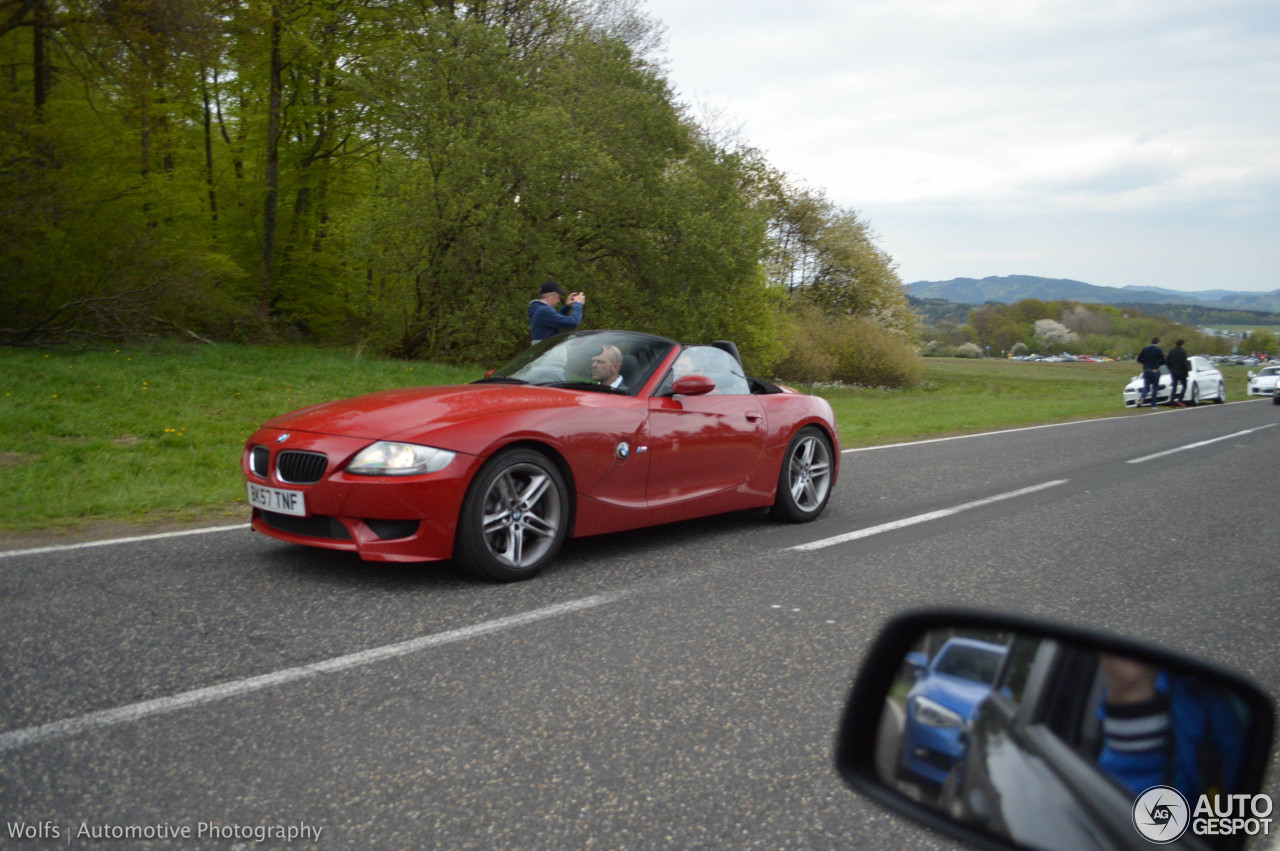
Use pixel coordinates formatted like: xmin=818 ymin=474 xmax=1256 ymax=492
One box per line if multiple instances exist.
xmin=276 ymin=433 xmax=290 ymax=444
xmin=615 ymin=442 xmax=630 ymax=459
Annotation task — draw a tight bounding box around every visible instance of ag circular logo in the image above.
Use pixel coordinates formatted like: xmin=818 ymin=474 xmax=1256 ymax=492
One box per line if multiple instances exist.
xmin=1133 ymin=785 xmax=1190 ymax=843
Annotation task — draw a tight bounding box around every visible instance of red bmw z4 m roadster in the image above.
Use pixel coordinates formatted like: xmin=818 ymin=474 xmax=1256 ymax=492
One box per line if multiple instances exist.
xmin=243 ymin=330 xmax=839 ymax=581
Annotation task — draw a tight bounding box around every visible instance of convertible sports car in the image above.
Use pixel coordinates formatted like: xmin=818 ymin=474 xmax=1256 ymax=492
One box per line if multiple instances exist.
xmin=1246 ymin=364 xmax=1280 ymax=402
xmin=243 ymin=330 xmax=839 ymax=581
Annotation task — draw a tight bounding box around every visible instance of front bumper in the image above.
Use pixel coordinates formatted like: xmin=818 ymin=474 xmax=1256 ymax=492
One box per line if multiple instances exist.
xmin=242 ymin=428 xmax=483 ymax=562
xmin=1123 ymin=386 xmax=1171 ymax=407
xmin=899 ymin=723 xmax=965 ymax=786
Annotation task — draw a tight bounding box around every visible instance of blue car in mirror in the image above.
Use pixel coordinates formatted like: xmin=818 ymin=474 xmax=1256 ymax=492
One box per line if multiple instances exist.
xmin=898 ymin=636 xmax=1009 ymax=787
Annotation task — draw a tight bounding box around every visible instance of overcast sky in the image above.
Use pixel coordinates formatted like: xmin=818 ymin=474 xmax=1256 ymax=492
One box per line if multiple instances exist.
xmin=642 ymin=0 xmax=1280 ymax=293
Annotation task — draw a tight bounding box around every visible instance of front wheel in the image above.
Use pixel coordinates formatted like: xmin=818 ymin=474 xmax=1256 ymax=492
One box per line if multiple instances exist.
xmin=1213 ymin=382 xmax=1226 ymax=404
xmin=455 ymin=449 xmax=569 ymax=581
xmin=1189 ymin=385 xmax=1199 ymax=406
xmin=771 ymin=426 xmax=834 ymax=522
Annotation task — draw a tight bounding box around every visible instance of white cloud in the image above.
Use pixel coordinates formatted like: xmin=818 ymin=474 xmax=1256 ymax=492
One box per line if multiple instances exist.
xmin=644 ymin=0 xmax=1280 ymax=290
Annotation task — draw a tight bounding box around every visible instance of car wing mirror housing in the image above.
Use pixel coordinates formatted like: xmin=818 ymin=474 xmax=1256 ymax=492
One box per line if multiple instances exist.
xmin=671 ymin=374 xmax=715 ymax=396
xmin=835 ymin=608 xmax=1275 ymax=851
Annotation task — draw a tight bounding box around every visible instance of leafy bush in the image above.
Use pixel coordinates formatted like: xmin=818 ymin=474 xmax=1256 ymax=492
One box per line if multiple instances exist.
xmin=775 ymin=305 xmax=922 ymax=388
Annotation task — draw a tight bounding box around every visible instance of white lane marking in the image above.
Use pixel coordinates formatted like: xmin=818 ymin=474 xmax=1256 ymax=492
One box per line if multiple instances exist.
xmin=1126 ymin=423 xmax=1277 ymax=464
xmin=0 ymin=523 xmax=250 ymax=560
xmin=842 ymin=418 xmax=1128 ymax=453
xmin=0 ymin=593 xmax=626 ymax=752
xmin=788 ymin=480 xmax=1069 ymax=553
xmin=841 ymin=400 xmax=1256 ymax=454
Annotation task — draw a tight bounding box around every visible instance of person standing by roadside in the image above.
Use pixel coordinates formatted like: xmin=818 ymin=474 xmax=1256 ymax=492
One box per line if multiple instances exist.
xmin=528 ymin=279 xmax=585 ymax=344
xmin=1166 ymin=339 xmax=1190 ymax=406
xmin=1136 ymin=337 xmax=1165 ymax=408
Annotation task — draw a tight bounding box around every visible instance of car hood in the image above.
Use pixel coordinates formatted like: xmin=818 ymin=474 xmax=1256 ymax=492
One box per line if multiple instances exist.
xmin=918 ymin=674 xmax=996 ymax=718
xmin=262 ymin=384 xmax=606 ymax=446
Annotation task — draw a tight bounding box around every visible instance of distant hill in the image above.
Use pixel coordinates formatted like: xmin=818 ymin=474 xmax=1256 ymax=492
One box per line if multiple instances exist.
xmin=907 ymin=275 xmax=1280 ymax=313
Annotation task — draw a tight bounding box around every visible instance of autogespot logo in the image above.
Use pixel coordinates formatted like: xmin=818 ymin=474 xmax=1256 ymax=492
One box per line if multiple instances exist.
xmin=1134 ymin=786 xmax=1190 ymax=843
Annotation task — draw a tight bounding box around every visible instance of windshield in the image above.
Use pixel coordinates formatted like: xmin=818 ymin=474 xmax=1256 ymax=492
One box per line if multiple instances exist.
xmin=482 ymin=331 xmax=677 ymax=395
xmin=935 ymin=644 xmax=1006 ymax=685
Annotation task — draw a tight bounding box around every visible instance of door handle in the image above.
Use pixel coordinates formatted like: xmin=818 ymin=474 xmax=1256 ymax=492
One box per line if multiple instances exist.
xmin=746 ymin=413 xmax=762 ymax=422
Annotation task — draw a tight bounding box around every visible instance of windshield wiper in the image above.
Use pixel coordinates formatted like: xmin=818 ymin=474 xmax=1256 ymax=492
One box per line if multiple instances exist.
xmin=472 ymin=376 xmax=528 ymax=385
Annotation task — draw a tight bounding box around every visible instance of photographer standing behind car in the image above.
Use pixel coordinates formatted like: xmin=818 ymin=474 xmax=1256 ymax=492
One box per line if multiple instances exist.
xmin=1136 ymin=337 xmax=1165 ymax=408
xmin=528 ymin=279 xmax=585 ymax=344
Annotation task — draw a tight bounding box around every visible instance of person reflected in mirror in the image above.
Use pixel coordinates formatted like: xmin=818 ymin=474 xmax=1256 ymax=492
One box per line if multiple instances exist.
xmin=1097 ymin=655 xmax=1246 ymax=801
xmin=528 ymin=279 xmax=585 ymax=344
xmin=1167 ymin=339 xmax=1190 ymax=406
xmin=590 ymin=344 xmax=626 ymax=390
xmin=1136 ymin=338 xmax=1165 ymax=408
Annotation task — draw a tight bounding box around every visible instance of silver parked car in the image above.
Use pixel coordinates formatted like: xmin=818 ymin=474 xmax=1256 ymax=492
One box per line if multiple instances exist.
xmin=1122 ymin=355 xmax=1225 ymax=407
xmin=1246 ymin=364 xmax=1280 ymax=401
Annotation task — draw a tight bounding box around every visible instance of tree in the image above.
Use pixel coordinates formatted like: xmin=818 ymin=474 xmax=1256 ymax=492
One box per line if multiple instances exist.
xmin=1240 ymin=329 xmax=1278 ymax=357
xmin=1034 ymin=319 xmax=1078 ymax=349
xmin=766 ymin=184 xmax=915 ymax=337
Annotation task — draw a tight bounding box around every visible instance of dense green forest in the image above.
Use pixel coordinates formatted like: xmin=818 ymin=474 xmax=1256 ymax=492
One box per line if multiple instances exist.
xmin=0 ymin=0 xmax=914 ymax=378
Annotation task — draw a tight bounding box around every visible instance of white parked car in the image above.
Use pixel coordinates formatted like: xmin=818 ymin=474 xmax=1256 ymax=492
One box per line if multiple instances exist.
xmin=1246 ymin=364 xmax=1280 ymax=401
xmin=1122 ymin=355 xmax=1226 ymax=407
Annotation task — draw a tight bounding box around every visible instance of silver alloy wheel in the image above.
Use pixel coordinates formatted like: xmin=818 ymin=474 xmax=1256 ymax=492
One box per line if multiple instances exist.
xmin=479 ymin=461 xmax=564 ymax=567
xmin=786 ymin=432 xmax=833 ymax=513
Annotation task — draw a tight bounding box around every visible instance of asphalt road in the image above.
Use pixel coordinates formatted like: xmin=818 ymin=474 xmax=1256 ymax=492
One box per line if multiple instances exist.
xmin=2 ymin=400 xmax=1278 ymax=850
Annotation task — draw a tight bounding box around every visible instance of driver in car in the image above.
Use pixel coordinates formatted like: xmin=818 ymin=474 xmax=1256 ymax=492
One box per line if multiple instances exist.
xmin=590 ymin=344 xmax=626 ymax=391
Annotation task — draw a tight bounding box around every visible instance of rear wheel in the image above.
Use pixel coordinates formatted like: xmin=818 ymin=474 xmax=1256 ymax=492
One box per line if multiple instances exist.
xmin=455 ymin=449 xmax=568 ymax=581
xmin=771 ymin=427 xmax=834 ymax=522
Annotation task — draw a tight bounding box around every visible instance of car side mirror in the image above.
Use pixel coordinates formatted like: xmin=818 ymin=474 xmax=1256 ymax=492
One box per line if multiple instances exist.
xmin=835 ymin=608 xmax=1275 ymax=851
xmin=1247 ymin=371 xmax=1255 ymax=378
xmin=671 ymin=374 xmax=715 ymax=396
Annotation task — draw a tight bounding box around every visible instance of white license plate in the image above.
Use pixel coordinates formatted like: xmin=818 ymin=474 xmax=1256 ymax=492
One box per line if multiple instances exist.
xmin=247 ymin=482 xmax=307 ymax=517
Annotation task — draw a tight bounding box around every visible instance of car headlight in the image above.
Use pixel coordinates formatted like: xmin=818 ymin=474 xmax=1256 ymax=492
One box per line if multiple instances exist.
xmin=910 ymin=695 xmax=965 ymax=728
xmin=346 ymin=442 xmax=456 ymax=476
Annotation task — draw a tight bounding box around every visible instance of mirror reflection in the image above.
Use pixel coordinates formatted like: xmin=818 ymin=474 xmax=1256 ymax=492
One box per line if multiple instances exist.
xmin=876 ymin=627 xmax=1258 ymax=850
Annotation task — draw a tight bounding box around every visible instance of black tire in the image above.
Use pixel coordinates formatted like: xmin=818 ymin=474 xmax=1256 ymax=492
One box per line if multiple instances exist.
xmin=1213 ymin=382 xmax=1226 ymax=404
xmin=1273 ymin=393 xmax=1280 ymax=405
xmin=454 ymin=449 xmax=569 ymax=581
xmin=771 ymin=426 xmax=834 ymax=522
xmin=1189 ymin=385 xmax=1199 ymax=406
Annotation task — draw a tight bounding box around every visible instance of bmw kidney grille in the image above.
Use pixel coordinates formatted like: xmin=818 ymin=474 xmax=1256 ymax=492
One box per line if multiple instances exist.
xmin=276 ymin=450 xmax=328 ymax=484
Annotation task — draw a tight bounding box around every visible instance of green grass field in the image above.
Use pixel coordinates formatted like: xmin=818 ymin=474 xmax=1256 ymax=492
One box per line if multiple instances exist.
xmin=0 ymin=344 xmax=1254 ymax=538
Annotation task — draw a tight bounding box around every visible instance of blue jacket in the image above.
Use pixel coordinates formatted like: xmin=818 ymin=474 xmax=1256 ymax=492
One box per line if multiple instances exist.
xmin=528 ymin=299 xmax=583 ymax=343
xmin=1097 ymin=672 xmax=1246 ymax=801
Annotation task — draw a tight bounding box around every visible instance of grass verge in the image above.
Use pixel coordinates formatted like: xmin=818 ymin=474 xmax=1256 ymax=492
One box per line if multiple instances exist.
xmin=0 ymin=345 xmax=1253 ymax=539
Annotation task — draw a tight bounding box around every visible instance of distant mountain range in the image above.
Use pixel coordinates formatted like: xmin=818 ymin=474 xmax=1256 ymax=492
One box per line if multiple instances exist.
xmin=906 ymin=275 xmax=1280 ymax=313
